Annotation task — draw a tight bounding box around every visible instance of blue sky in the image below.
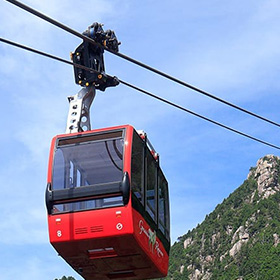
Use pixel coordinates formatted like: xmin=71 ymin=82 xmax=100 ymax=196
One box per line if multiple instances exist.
xmin=1 ymin=0 xmax=280 ymax=279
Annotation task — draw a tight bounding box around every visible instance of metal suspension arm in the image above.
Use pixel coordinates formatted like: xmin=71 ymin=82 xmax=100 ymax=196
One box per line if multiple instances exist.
xmin=66 ymin=85 xmax=95 ymax=133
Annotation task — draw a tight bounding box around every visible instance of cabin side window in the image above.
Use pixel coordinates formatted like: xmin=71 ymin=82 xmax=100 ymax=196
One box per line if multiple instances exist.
xmin=146 ymin=149 xmax=157 ymax=221
xmin=131 ymin=131 xmax=144 ymax=203
xmin=158 ymin=170 xmax=169 ymax=237
xmin=131 ymin=130 xmax=169 ymax=240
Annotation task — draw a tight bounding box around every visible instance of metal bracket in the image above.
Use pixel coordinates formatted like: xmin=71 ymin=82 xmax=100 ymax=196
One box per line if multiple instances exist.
xmin=66 ymin=23 xmax=120 ymax=134
xmin=72 ymin=22 xmax=120 ymax=90
xmin=66 ymin=85 xmax=96 ymax=133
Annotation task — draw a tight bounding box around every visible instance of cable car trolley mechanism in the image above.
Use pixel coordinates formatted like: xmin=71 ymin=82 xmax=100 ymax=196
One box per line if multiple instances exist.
xmin=46 ymin=23 xmax=170 ymax=280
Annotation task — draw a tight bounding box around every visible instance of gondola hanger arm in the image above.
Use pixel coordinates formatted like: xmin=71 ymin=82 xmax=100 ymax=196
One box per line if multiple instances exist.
xmin=66 ymin=22 xmax=119 ymax=133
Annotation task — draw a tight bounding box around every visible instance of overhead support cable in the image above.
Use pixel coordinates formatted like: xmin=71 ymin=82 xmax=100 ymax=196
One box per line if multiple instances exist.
xmin=1 ymin=37 xmax=280 ymax=150
xmin=0 ymin=38 xmax=93 ymax=72
xmin=5 ymin=0 xmax=280 ymax=129
xmin=120 ymin=80 xmax=280 ymax=150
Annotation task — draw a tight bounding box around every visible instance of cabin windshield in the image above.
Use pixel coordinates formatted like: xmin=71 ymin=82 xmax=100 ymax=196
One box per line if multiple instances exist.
xmin=51 ymin=130 xmax=124 ymax=213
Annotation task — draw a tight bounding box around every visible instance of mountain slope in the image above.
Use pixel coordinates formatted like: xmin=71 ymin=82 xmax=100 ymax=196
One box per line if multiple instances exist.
xmin=166 ymin=155 xmax=280 ymax=280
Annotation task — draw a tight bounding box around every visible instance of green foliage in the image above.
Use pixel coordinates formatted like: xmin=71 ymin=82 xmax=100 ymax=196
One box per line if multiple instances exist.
xmin=55 ymin=277 xmax=76 ymax=280
xmin=166 ymin=157 xmax=280 ymax=279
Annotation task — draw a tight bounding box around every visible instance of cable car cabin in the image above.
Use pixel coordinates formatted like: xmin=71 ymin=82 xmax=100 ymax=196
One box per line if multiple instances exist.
xmin=45 ymin=125 xmax=170 ymax=280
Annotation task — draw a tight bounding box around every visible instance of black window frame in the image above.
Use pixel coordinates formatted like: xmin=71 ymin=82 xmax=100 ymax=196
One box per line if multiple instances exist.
xmin=158 ymin=169 xmax=170 ymax=238
xmin=145 ymin=146 xmax=158 ymax=223
xmin=131 ymin=131 xmax=145 ymax=203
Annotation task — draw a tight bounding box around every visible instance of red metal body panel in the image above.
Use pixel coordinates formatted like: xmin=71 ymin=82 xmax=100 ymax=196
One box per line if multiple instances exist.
xmin=132 ymin=209 xmax=169 ymax=276
xmin=46 ymin=125 xmax=169 ymax=279
xmin=48 ymin=205 xmax=133 ymax=243
xmin=47 ymin=206 xmax=167 ymax=279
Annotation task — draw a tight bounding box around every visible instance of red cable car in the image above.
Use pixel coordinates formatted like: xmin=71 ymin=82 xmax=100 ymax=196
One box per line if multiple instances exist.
xmin=46 ymin=124 xmax=170 ymax=279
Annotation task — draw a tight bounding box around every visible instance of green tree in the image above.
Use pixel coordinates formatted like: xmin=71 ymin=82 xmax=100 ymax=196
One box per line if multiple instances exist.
xmin=55 ymin=277 xmax=75 ymax=280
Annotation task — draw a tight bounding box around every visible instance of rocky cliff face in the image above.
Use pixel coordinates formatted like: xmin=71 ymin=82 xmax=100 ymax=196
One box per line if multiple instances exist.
xmin=166 ymin=155 xmax=280 ymax=280
xmin=248 ymin=155 xmax=280 ymax=199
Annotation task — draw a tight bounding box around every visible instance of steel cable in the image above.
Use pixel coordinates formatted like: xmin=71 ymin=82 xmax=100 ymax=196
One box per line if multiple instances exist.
xmin=1 ymin=37 xmax=280 ymax=150
xmin=5 ymin=0 xmax=280 ymax=129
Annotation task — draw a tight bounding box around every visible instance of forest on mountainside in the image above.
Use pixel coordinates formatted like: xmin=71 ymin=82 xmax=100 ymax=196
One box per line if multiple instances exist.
xmin=164 ymin=155 xmax=280 ymax=280
xmin=55 ymin=276 xmax=76 ymax=280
